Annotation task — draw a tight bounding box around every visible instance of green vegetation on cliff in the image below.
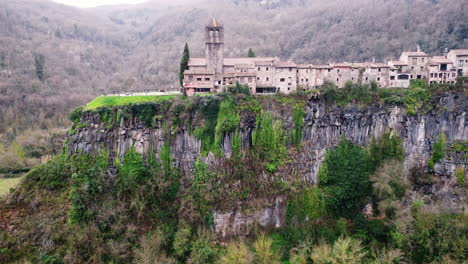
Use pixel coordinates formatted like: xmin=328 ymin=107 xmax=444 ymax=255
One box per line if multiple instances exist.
xmin=1 ymin=88 xmax=467 ymax=263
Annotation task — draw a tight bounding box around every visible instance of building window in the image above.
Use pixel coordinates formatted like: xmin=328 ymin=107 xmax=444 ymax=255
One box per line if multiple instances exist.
xmin=377 ymin=77 xmax=380 ymax=81
xmin=306 ymin=78 xmax=309 ymax=82
xmin=289 ymin=68 xmax=292 ymax=72
xmin=390 ymin=76 xmax=395 ymax=80
xmin=257 ymin=77 xmax=260 ymax=80
xmin=258 ymin=67 xmax=261 ymax=71
xmin=266 ymin=67 xmax=269 ymax=71
xmin=288 ymin=87 xmax=290 ymax=91
xmin=328 ymin=69 xmax=331 ymax=72
xmin=240 ymin=77 xmax=245 ymax=83
xmin=412 ymin=58 xmax=417 ymax=64
xmin=280 ymin=78 xmax=285 ymax=82
xmin=411 ymin=67 xmax=414 ymax=70
xmin=420 ymin=66 xmax=424 ymax=70
xmin=205 ymin=77 xmax=210 ymax=81
xmin=197 ymin=77 xmax=202 ymax=81
xmin=337 ymin=78 xmax=339 ymax=82
xmin=189 ymin=76 xmax=193 ymax=81
xmin=248 ymin=77 xmax=252 ymax=83
xmin=366 ymin=77 xmax=368 ymax=81
xmin=266 ymin=77 xmax=270 ymax=81
xmin=459 ymin=60 xmax=464 ymax=67
xmin=337 ymin=69 xmax=340 ymax=73
xmin=352 ymin=77 xmax=354 ymax=81
xmin=422 ymin=58 xmax=425 ymax=63
xmin=378 ymin=68 xmax=381 ymax=72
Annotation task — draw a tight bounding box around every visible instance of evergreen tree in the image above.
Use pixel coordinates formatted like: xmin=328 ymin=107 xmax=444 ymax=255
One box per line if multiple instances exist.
xmin=34 ymin=53 xmax=46 ymax=81
xmin=247 ymin=48 xmax=256 ymax=57
xmin=0 ymin=52 xmax=6 ymax=69
xmin=179 ymin=43 xmax=190 ymax=88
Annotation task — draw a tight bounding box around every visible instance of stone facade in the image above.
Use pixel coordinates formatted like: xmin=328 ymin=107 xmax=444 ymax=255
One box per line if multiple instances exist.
xmin=183 ymin=20 xmax=467 ymax=95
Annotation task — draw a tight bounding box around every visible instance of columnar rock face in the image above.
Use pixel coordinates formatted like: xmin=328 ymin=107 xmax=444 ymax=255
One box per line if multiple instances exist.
xmin=67 ymin=93 xmax=467 ymax=238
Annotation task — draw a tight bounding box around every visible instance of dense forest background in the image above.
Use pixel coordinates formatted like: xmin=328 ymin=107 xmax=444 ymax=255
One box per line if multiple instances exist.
xmin=0 ymin=0 xmax=467 ymax=168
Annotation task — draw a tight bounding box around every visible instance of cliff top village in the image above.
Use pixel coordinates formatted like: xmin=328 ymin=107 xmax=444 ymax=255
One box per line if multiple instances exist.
xmin=183 ymin=19 xmax=468 ymax=96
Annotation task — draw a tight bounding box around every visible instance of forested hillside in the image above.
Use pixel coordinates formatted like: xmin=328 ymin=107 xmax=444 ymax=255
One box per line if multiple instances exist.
xmin=0 ymin=0 xmax=466 ymax=169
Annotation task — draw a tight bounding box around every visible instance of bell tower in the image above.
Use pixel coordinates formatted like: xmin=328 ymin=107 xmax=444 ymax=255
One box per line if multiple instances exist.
xmin=205 ymin=18 xmax=224 ymax=84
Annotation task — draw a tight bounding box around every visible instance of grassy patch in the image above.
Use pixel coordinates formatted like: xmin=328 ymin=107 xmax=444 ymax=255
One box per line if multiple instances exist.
xmin=86 ymin=95 xmax=178 ymax=110
xmin=0 ymin=175 xmax=25 ymax=197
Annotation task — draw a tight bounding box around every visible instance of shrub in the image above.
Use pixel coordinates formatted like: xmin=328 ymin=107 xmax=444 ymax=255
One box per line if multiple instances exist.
xmin=252 ymin=112 xmax=287 ymax=173
xmin=428 ymin=133 xmax=447 ymax=171
xmin=368 ymin=132 xmax=405 ymax=170
xmin=252 ymin=234 xmax=281 ymax=264
xmin=187 ymin=230 xmax=216 ymax=264
xmin=173 ymin=225 xmax=192 ymax=259
xmin=318 ymin=139 xmax=372 ymax=218
xmin=69 ymin=106 xmax=84 ymax=124
xmin=309 ymin=236 xmax=366 ymax=264
xmin=134 ymin=231 xmax=176 ymax=264
xmin=455 ymin=168 xmax=465 ymax=185
xmin=24 ymin=154 xmax=70 ymax=191
xmin=410 ymin=213 xmax=467 ymax=263
xmin=291 ymin=104 xmax=305 ymax=146
xmin=287 ymin=186 xmax=327 ymax=225
xmin=370 ymin=160 xmax=407 ymax=212
xmin=217 ymin=241 xmax=253 ymax=264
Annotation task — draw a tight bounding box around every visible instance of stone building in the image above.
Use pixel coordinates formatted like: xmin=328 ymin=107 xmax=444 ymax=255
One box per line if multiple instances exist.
xmin=447 ymin=49 xmax=468 ymax=77
xmin=183 ymin=20 xmax=466 ymax=95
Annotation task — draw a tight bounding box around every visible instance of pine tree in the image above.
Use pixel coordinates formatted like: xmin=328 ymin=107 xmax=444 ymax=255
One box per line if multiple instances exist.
xmin=34 ymin=53 xmax=46 ymax=81
xmin=247 ymin=48 xmax=256 ymax=57
xmin=179 ymin=43 xmax=190 ymax=88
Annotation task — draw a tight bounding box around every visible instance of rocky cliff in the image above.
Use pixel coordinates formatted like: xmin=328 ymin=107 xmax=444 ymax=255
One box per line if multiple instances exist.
xmin=67 ymin=92 xmax=467 ymax=239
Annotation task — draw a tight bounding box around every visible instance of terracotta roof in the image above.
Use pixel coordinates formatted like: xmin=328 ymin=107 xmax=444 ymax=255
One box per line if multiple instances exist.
xmin=184 ymin=68 xmax=215 ymax=75
xmin=401 ymin=51 xmax=428 ymax=57
xmin=188 ymin=58 xmax=206 ymax=67
xmin=389 ymin=60 xmax=408 ymax=66
xmin=367 ymin=63 xmax=390 ymax=68
xmin=234 ymin=64 xmax=253 ymax=69
xmin=224 ymin=57 xmax=276 ymax=66
xmin=254 ymin=61 xmax=275 ymax=66
xmin=448 ymin=49 xmax=468 ymax=56
xmin=313 ymin=65 xmax=331 ymax=69
xmin=331 ymin=62 xmax=352 ymax=68
xmin=428 ymin=56 xmax=453 ymax=65
xmin=275 ymin=61 xmax=297 ymax=68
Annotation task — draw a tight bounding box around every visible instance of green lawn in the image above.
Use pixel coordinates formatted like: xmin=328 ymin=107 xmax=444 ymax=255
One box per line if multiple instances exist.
xmin=86 ymin=95 xmax=179 ymax=110
xmin=0 ymin=175 xmax=25 ymax=197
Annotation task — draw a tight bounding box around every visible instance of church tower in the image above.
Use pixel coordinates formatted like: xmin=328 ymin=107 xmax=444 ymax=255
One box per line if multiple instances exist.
xmin=205 ymin=19 xmax=224 ymax=85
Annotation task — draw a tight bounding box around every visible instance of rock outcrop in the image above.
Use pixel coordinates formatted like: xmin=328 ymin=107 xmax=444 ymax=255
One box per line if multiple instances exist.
xmin=67 ymin=93 xmax=467 ymax=238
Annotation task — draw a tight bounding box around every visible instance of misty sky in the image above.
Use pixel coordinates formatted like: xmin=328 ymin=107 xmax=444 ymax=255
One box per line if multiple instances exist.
xmin=53 ymin=0 xmax=148 ymax=8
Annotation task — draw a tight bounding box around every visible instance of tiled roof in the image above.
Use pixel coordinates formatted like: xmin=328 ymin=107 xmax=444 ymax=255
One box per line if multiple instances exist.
xmin=275 ymin=61 xmax=297 ymax=68
xmin=402 ymin=51 xmax=428 ymax=57
xmin=448 ymin=49 xmax=468 ymax=56
xmin=389 ymin=60 xmax=408 ymax=66
xmin=188 ymin=58 xmax=206 ymax=67
xmin=184 ymin=68 xmax=215 ymax=75
xmin=429 ymin=56 xmax=453 ymax=65
xmin=331 ymin=62 xmax=352 ymax=68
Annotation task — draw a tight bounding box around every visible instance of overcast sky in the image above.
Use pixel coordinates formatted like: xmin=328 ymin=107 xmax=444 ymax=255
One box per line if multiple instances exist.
xmin=53 ymin=0 xmax=148 ymax=8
